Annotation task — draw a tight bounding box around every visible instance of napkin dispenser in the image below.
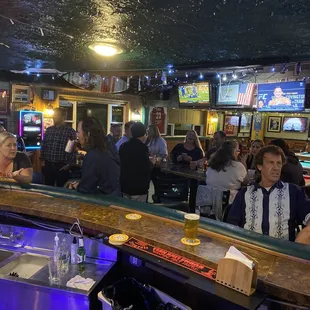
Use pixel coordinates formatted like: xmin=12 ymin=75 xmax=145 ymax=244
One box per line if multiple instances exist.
xmin=215 ymin=246 xmax=258 ymax=296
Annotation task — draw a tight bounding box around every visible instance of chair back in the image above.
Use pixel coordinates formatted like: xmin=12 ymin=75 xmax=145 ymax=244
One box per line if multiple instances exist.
xmin=32 ymin=172 xmax=45 ymax=185
xmin=155 ymin=176 xmax=189 ymax=203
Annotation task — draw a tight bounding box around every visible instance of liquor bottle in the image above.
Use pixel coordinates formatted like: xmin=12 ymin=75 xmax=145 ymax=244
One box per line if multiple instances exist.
xmin=77 ymin=237 xmax=86 ymax=272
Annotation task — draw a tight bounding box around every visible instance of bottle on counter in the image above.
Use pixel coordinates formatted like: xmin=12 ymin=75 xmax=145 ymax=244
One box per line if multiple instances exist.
xmin=53 ymin=233 xmax=60 ymax=263
xmin=71 ymin=237 xmax=78 ymax=265
xmin=77 ymin=237 xmax=86 ymax=273
xmin=59 ymin=237 xmax=69 ymax=274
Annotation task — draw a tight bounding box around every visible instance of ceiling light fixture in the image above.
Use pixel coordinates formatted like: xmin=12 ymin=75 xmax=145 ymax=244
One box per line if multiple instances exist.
xmin=89 ymin=43 xmax=123 ymax=57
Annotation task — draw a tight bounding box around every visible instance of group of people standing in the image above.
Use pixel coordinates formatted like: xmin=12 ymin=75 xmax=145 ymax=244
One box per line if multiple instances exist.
xmin=40 ymin=109 xmax=169 ymax=202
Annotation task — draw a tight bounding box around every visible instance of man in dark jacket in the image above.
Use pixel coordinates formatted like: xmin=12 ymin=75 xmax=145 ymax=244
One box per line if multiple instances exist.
xmin=119 ymin=122 xmax=156 ymax=202
xmin=269 ymin=139 xmax=305 ymax=186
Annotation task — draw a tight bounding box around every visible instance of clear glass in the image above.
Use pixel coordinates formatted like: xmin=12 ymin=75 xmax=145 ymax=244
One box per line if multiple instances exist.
xmin=184 ymin=214 xmax=200 ymax=243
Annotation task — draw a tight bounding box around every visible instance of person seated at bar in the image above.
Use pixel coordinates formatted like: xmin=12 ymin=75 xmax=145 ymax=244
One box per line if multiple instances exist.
xmin=269 ymin=138 xmax=305 ymax=186
xmin=119 ymin=122 xmax=156 ymax=202
xmin=203 ymin=140 xmax=248 ymax=203
xmin=68 ymin=117 xmax=121 ymax=196
xmin=0 ymin=125 xmax=26 ymax=152
xmin=227 ymin=146 xmax=310 ymax=243
xmin=0 ymin=132 xmax=32 ymax=183
xmin=40 ymin=108 xmax=76 ymax=187
xmin=170 ymin=130 xmax=204 ymax=164
xmin=116 ymin=121 xmax=135 ymax=151
xmin=146 ymin=125 xmax=168 ymax=159
xmin=206 ymin=131 xmax=226 ymax=160
xmin=240 ymin=140 xmax=265 ymax=170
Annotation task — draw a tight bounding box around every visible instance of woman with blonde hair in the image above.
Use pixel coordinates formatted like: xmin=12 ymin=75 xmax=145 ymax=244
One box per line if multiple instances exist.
xmin=0 ymin=132 xmax=32 ymax=183
xmin=146 ymin=124 xmax=168 ymax=158
xmin=170 ymin=130 xmax=204 ymax=164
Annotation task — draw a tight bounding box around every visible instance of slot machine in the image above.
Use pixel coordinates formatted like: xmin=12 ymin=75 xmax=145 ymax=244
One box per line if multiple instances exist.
xmin=19 ymin=110 xmax=44 ymax=150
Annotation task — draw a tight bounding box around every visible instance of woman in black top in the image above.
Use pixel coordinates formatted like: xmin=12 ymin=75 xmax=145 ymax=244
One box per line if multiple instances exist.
xmin=170 ymin=130 xmax=204 ymax=164
xmin=0 ymin=132 xmax=32 ymax=183
xmin=68 ymin=117 xmax=121 ymax=196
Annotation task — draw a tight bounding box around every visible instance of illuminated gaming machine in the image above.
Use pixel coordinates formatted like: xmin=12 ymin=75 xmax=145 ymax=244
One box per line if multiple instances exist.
xmin=19 ymin=111 xmax=44 ymax=150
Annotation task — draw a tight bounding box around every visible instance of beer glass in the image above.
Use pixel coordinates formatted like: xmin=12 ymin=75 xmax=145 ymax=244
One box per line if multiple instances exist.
xmin=184 ymin=214 xmax=200 ymax=243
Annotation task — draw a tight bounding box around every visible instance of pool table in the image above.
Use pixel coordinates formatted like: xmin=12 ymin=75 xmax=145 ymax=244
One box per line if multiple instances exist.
xmin=296 ymin=152 xmax=310 ymax=162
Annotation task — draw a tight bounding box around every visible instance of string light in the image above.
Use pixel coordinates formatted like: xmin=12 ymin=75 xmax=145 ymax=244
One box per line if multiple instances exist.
xmin=223 ymin=74 xmax=227 ymax=81
xmin=216 ymin=73 xmax=220 ymax=78
xmin=199 ymin=72 xmax=204 ymax=79
xmin=185 ymin=72 xmax=188 ymax=78
xmin=271 ymin=65 xmax=276 ymax=72
xmin=232 ymin=72 xmax=237 ymax=79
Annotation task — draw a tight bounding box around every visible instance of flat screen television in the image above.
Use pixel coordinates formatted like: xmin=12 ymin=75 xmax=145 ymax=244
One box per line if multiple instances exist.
xmin=217 ymin=84 xmax=239 ymax=105
xmin=282 ymin=117 xmax=308 ymax=132
xmin=178 ymin=82 xmax=210 ymax=106
xmin=257 ymin=81 xmax=305 ymax=111
xmin=223 ymin=115 xmax=240 ymax=136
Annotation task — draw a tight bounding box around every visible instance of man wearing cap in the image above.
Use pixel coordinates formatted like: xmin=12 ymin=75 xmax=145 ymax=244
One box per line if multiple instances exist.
xmin=119 ymin=122 xmax=156 ymax=202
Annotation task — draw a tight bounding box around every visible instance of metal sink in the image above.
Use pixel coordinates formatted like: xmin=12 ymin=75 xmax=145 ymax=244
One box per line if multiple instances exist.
xmin=0 ymin=253 xmax=49 ymax=279
xmin=0 ymin=249 xmax=15 ymax=263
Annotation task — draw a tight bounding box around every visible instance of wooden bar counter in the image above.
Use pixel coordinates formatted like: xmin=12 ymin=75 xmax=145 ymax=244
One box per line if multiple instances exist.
xmin=0 ymin=183 xmax=309 ymax=307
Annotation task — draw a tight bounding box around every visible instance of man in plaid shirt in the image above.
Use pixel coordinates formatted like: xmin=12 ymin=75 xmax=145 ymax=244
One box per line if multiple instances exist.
xmin=40 ymin=108 xmax=76 ymax=187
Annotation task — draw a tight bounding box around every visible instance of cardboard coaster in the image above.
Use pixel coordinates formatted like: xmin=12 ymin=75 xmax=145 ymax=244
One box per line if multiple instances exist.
xmin=181 ymin=238 xmax=201 ymax=246
xmin=109 ymin=234 xmax=129 ymax=246
xmin=125 ymin=213 xmax=142 ymax=220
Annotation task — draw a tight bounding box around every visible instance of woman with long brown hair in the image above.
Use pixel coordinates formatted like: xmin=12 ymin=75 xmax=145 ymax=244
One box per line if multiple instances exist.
xmin=170 ymin=130 xmax=204 ymax=164
xmin=68 ymin=117 xmax=121 ymax=196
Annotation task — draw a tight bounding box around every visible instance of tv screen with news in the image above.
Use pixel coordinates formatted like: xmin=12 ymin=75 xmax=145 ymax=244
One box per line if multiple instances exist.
xmin=257 ymin=81 xmax=305 ymax=111
xmin=282 ymin=117 xmax=308 ymax=132
xmin=178 ymin=82 xmax=210 ymax=105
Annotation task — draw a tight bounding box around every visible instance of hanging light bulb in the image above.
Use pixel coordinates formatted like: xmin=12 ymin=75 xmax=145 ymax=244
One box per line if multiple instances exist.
xmin=232 ymin=72 xmax=237 ymax=79
xmin=216 ymin=73 xmax=220 ymax=79
xmin=271 ymin=65 xmax=276 ymax=72
xmin=223 ymin=74 xmax=227 ymax=81
xmin=185 ymin=72 xmax=188 ymax=78
xmin=199 ymin=72 xmax=204 ymax=79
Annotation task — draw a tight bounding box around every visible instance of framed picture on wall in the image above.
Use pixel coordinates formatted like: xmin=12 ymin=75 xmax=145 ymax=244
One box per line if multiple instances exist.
xmin=0 ymin=118 xmax=7 ymax=129
xmin=267 ymin=116 xmax=281 ymax=132
xmin=223 ymin=115 xmax=240 ymax=137
xmin=239 ymin=113 xmax=253 ymax=134
xmin=0 ymin=90 xmax=9 ymax=115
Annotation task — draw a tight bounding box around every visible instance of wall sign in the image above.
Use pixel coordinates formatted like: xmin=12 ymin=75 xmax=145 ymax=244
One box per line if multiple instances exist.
xmin=0 ymin=90 xmax=9 ymax=115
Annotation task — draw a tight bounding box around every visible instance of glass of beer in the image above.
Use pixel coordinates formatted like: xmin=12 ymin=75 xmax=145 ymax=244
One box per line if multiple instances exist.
xmin=184 ymin=213 xmax=200 ymax=244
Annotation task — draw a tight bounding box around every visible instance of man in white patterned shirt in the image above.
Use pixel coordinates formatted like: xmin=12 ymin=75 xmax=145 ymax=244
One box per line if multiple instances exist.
xmin=227 ymin=145 xmax=310 ymax=243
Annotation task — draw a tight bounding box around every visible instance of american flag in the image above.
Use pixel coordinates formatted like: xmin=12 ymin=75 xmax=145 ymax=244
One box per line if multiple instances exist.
xmin=237 ymin=83 xmax=256 ymax=106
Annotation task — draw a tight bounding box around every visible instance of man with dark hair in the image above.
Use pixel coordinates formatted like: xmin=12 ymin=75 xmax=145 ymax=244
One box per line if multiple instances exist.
xmin=227 ymin=145 xmax=310 ymax=243
xmin=107 ymin=124 xmax=122 ymax=145
xmin=119 ymin=122 xmax=156 ymax=202
xmin=206 ymin=131 xmax=226 ymax=160
xmin=116 ymin=121 xmax=135 ymax=151
xmin=40 ymin=108 xmax=76 ymax=187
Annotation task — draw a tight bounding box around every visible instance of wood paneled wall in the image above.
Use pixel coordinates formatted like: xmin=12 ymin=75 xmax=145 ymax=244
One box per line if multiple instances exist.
xmin=167 ymin=109 xmax=206 ymax=125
